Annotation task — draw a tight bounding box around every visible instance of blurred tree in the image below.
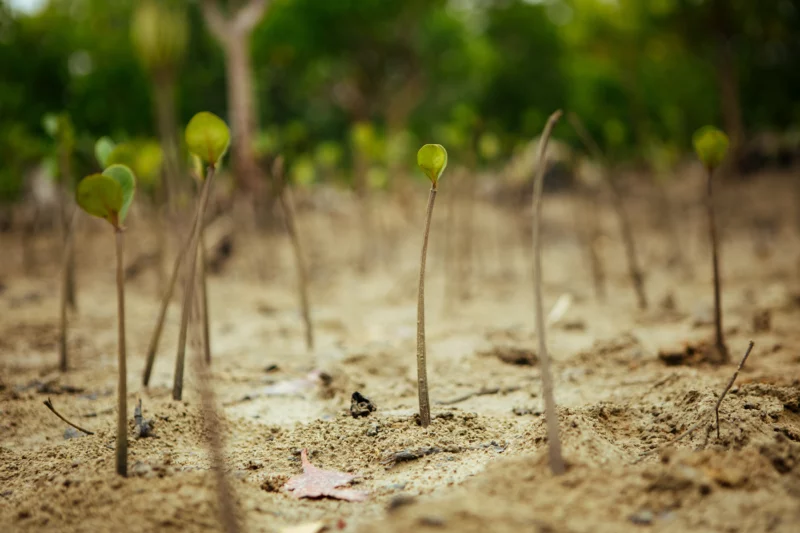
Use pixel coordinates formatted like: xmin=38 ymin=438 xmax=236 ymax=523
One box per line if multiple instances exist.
xmin=201 ymin=0 xmax=269 ymax=194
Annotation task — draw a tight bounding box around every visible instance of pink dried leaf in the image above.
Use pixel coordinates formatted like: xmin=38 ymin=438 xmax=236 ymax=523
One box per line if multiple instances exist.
xmin=284 ymin=449 xmax=368 ymax=502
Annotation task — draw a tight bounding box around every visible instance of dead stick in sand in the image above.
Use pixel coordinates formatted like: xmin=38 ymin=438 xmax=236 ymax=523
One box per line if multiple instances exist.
xmin=43 ymin=397 xmax=94 ymax=435
xmin=635 ymin=340 xmax=755 ymax=462
xmin=715 ymin=340 xmax=755 ymax=439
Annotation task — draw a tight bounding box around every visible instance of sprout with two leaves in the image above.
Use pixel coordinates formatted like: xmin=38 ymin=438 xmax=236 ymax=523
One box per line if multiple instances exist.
xmin=415 ymin=144 xmax=447 ymax=427
xmin=74 ymin=164 xmax=136 ymax=477
xmin=693 ymin=126 xmax=730 ymax=362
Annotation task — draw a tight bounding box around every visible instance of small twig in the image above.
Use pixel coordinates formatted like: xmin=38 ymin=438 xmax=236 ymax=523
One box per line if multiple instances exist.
xmin=43 ymin=397 xmax=94 ymax=435
xmin=133 ymin=398 xmax=155 ymax=439
xmin=715 ymin=340 xmax=755 ymax=439
xmin=437 ymin=385 xmax=521 ymax=406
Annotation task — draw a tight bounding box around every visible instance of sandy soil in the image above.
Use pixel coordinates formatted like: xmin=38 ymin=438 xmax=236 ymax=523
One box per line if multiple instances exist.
xmin=1 ymin=169 xmax=799 ymax=533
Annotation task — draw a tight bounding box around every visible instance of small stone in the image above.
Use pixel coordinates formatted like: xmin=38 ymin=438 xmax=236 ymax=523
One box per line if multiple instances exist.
xmin=419 ymin=515 xmax=446 ymax=527
xmin=350 ymin=391 xmax=376 ymax=418
xmin=387 ymin=494 xmax=415 ymax=511
xmin=63 ymin=427 xmax=83 ymax=440
xmin=753 ymin=309 xmax=771 ymax=332
xmin=629 ymin=510 xmax=654 ymax=525
xmin=366 ymin=424 xmax=379 ymax=437
xmin=131 ymin=461 xmax=152 ymax=477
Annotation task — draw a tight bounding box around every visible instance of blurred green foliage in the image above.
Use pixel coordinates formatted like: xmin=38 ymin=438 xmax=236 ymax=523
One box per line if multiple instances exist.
xmin=1 ymin=0 xmax=798 ymax=201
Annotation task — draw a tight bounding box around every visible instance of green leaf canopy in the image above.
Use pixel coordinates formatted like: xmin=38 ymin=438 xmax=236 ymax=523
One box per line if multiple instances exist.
xmin=75 ymin=164 xmax=137 ymax=228
xmin=185 ymin=111 xmax=230 ymax=167
xmin=417 ymin=144 xmax=448 ymax=187
xmin=76 ymin=174 xmax=124 ymax=227
xmin=692 ymin=126 xmax=729 ymax=170
xmin=102 ymin=164 xmax=137 ymax=224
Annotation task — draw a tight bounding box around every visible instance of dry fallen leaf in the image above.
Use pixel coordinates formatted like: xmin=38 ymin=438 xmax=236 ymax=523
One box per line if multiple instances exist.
xmin=279 ymin=521 xmax=327 ymax=533
xmin=264 ymin=370 xmax=324 ymax=396
xmin=284 ymin=449 xmax=368 ymax=502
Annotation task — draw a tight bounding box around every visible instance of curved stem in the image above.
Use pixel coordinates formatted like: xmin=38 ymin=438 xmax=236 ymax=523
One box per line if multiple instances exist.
xmin=416 ymin=187 xmax=437 ymax=427
xmin=532 ymin=110 xmax=566 ymax=475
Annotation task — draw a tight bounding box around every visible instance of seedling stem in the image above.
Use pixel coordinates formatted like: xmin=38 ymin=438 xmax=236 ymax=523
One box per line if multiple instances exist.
xmin=59 ymin=209 xmax=78 ymax=372
xmin=142 ymin=203 xmax=203 ymax=386
xmin=706 ymin=164 xmax=727 ymax=360
xmin=274 ymin=158 xmax=314 ymax=352
xmin=173 ymin=166 xmax=215 ymax=401
xmin=532 ymin=110 xmax=566 ymax=475
xmin=115 ymin=227 xmax=128 ymax=476
xmin=416 ymin=186 xmax=437 ymax=427
xmin=200 ymin=228 xmax=212 ymax=363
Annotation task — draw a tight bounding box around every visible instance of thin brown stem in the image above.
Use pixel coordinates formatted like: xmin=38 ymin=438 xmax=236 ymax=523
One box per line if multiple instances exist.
xmin=568 ymin=112 xmax=647 ymax=309
xmin=576 ymin=187 xmax=606 ymax=302
xmin=532 ymin=109 xmax=566 ymax=475
xmin=707 ymin=166 xmax=727 ymax=360
xmin=417 ymin=187 xmax=438 ymax=427
xmin=115 ymin=228 xmax=128 ymax=477
xmin=58 ymin=138 xmax=77 ymax=312
xmin=279 ymin=185 xmax=314 ymax=351
xmin=200 ymin=227 xmax=212 ymax=364
xmin=59 ymin=209 xmax=78 ymax=372
xmin=43 ymin=397 xmax=94 ymax=435
xmin=142 ymin=204 xmax=203 ymax=386
xmin=443 ymin=171 xmax=457 ymax=312
xmin=173 ymin=167 xmax=215 ymax=401
xmin=610 ymin=176 xmax=648 ymax=309
xmin=715 ymin=341 xmax=754 ymax=438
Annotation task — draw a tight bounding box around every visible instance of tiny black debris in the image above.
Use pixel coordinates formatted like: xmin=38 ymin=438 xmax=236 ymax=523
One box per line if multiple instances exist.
xmin=350 ymin=391 xmax=376 ymax=418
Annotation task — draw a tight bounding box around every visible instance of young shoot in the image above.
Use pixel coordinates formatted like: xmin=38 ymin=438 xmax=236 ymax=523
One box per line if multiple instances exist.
xmin=75 ymin=164 xmax=137 ymax=477
xmin=173 ymin=111 xmax=230 ymax=401
xmin=415 ymin=143 xmax=447 ymax=428
xmin=693 ymin=125 xmax=730 ymax=362
xmin=531 ymin=110 xmax=566 ymax=475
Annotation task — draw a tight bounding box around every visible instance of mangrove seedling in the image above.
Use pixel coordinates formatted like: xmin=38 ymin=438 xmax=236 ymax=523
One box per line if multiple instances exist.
xmin=59 ymin=135 xmax=119 ymax=374
xmin=173 ymin=111 xmax=230 ymax=401
xmin=75 ymin=164 xmax=136 ymax=477
xmin=693 ymin=125 xmax=730 ymax=362
xmin=415 ymin=143 xmax=447 ymax=427
xmin=531 ymin=110 xmax=566 ymax=475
